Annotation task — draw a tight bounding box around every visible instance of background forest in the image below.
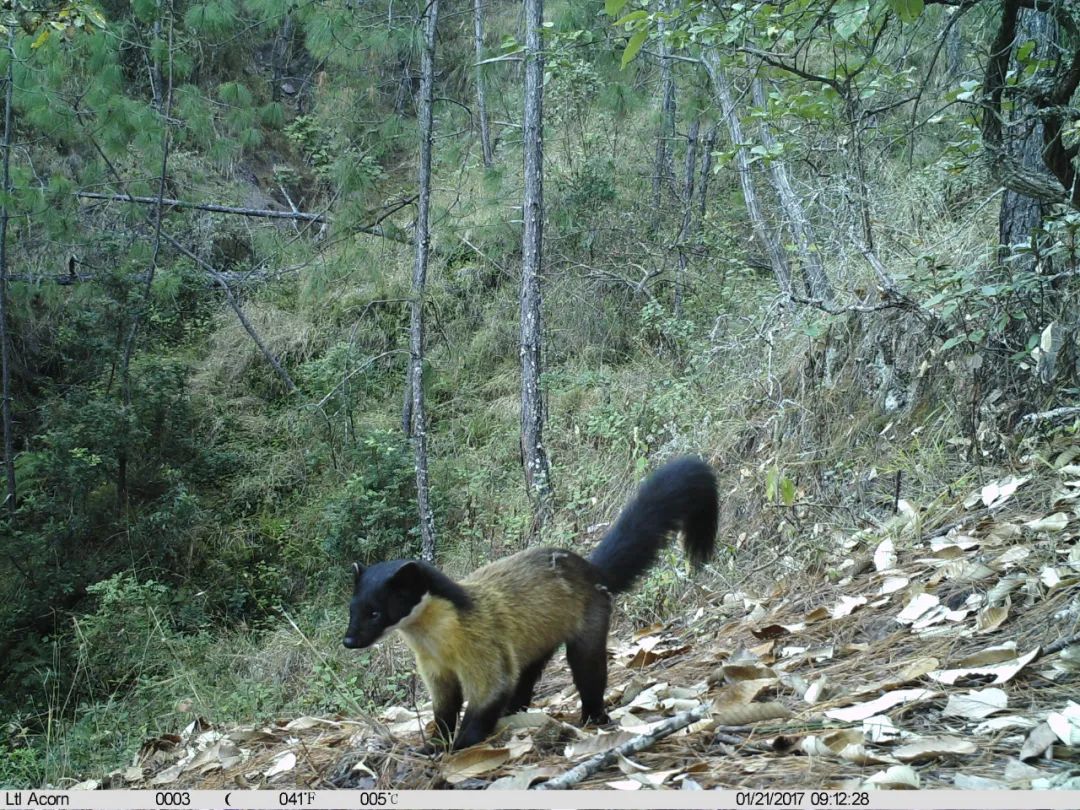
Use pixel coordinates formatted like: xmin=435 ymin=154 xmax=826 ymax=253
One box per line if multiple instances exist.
xmin=2 ymin=0 xmax=1079 ymax=787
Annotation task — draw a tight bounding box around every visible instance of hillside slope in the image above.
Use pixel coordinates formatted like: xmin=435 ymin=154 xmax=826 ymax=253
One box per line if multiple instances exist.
xmin=88 ymin=464 xmax=1080 ymax=791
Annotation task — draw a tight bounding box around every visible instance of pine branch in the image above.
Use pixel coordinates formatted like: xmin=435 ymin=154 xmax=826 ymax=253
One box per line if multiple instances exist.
xmin=77 ymin=191 xmax=328 ymax=223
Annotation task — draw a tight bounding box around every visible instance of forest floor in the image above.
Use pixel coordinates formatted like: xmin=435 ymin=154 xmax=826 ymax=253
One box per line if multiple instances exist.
xmin=75 ymin=458 xmax=1080 ymax=791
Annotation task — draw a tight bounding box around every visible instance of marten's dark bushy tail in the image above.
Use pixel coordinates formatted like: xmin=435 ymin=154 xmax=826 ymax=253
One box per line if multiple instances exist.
xmin=589 ymin=456 xmax=718 ymax=594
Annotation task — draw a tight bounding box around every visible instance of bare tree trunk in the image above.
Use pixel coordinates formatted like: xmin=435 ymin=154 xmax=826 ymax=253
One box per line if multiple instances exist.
xmin=998 ymin=9 xmax=1055 ymax=270
xmin=408 ymin=0 xmax=439 ymax=563
xmin=706 ymin=55 xmax=792 ymax=297
xmin=151 ymin=7 xmax=164 ymax=110
xmin=697 ymin=122 xmax=719 ymax=225
xmin=271 ymin=12 xmax=296 ymax=103
xmin=674 ymin=118 xmax=699 ymax=317
xmin=846 ymin=97 xmax=876 ymax=255
xmin=474 ymin=0 xmax=494 ymax=168
xmin=0 ymin=30 xmax=15 ymax=513
xmin=944 ymin=9 xmax=963 ymax=83
xmin=521 ymin=0 xmax=552 ymax=535
xmin=751 ymin=77 xmax=833 ymax=305
xmin=119 ymin=4 xmax=174 ymax=509
xmin=651 ymin=0 xmax=676 ymax=218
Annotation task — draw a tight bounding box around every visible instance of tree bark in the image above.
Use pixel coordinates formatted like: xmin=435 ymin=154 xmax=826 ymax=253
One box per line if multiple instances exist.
xmin=998 ymin=8 xmax=1056 ymax=269
xmin=409 ymin=0 xmax=439 ymax=563
xmin=697 ymin=121 xmax=719 ymax=225
xmin=751 ymin=77 xmax=833 ymax=305
xmin=706 ymin=55 xmax=792 ymax=297
xmin=651 ymin=0 xmax=676 ymax=219
xmin=0 ymin=29 xmax=16 ymax=513
xmin=944 ymin=9 xmax=963 ymax=83
xmin=474 ymin=0 xmax=494 ymax=168
xmin=674 ymin=118 xmax=699 ymax=317
xmin=520 ymin=0 xmax=553 ymax=534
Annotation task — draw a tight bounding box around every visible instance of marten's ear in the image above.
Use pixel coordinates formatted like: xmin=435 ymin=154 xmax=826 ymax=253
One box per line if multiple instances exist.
xmin=387 ymin=560 xmax=432 ymax=597
xmin=352 ymin=562 xmax=364 ymax=584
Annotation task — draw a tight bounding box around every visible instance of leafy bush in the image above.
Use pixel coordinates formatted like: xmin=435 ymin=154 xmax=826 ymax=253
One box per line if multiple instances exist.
xmin=75 ymin=573 xmax=176 ymax=692
xmin=321 ymin=430 xmax=419 ymax=562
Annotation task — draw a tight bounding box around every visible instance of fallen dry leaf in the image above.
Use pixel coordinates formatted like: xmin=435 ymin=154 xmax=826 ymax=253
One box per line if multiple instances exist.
xmin=1047 ymin=702 xmax=1080 ymax=746
xmin=564 ymin=730 xmax=640 ymax=758
xmin=825 ymin=689 xmax=939 ymax=722
xmin=1020 ymin=722 xmax=1058 ymax=761
xmin=942 ymin=687 xmax=1008 ymax=720
xmin=877 ymin=575 xmax=909 ymax=595
xmin=441 ymin=746 xmax=510 ymax=784
xmin=978 ymin=476 xmax=1028 ymax=509
xmin=864 ymin=763 xmax=920 ymax=789
xmin=263 ymin=750 xmax=296 ymax=779
xmin=928 ymin=647 xmax=1039 ymax=685
xmin=831 ymin=595 xmax=868 ymax=618
xmin=892 ymin=735 xmax=977 ymax=762
xmin=1025 ymin=513 xmax=1070 ymax=532
xmin=976 ymin=604 xmax=1009 ymax=633
xmin=863 ymin=715 xmax=901 ymax=743
xmin=874 ymin=539 xmax=897 ymax=572
xmin=896 ymin=593 xmax=940 ymax=625
xmin=487 ymin=766 xmax=560 ymax=790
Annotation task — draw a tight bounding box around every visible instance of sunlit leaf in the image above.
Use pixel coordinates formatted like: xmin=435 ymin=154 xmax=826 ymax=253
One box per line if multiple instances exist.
xmin=621 ymin=28 xmax=647 ymax=69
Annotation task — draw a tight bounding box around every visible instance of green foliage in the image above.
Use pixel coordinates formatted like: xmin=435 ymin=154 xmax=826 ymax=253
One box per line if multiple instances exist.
xmin=0 ymin=741 xmax=43 ymax=790
xmin=76 ymin=573 xmax=176 ymax=691
xmin=321 ymin=431 xmax=420 ymax=562
xmin=637 ymin=299 xmax=696 ymax=357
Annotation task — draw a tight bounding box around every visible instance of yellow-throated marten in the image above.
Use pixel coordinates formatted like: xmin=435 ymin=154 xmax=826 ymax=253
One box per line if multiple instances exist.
xmin=342 ymin=456 xmax=718 ymax=752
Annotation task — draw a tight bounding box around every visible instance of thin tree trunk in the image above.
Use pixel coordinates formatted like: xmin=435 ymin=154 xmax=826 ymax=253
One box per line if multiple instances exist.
xmin=847 ymin=97 xmax=876 ymax=255
xmin=119 ymin=4 xmax=174 ymax=509
xmin=0 ymin=29 xmax=16 ymax=513
xmin=944 ymin=9 xmax=962 ymax=83
xmin=697 ymin=122 xmax=719 ymax=225
xmin=409 ymin=0 xmax=439 ymax=563
xmin=521 ymin=0 xmax=552 ymax=535
xmin=998 ymin=9 xmax=1055 ymax=269
xmin=474 ymin=0 xmax=494 ymax=168
xmin=651 ymin=0 xmax=676 ymax=218
xmin=751 ymin=77 xmax=833 ymax=305
xmin=151 ymin=9 xmax=164 ymax=110
xmin=674 ymin=118 xmax=699 ymax=317
xmin=706 ymin=55 xmax=792 ymax=297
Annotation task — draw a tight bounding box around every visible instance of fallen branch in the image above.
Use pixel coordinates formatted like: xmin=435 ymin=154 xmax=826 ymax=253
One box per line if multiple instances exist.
xmin=1019 ymin=405 xmax=1080 ymax=425
xmin=532 ymin=703 xmax=714 ymax=790
xmin=1040 ymin=631 xmax=1080 ymax=659
xmin=76 ymin=191 xmax=328 ymax=223
xmin=8 ymin=268 xmax=280 ymax=286
xmin=789 ymin=293 xmax=912 ymax=314
xmin=76 ymin=191 xmax=421 ymax=247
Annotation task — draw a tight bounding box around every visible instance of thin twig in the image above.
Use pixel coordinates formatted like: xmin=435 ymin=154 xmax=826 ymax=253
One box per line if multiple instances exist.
xmin=533 ymin=703 xmax=713 ymax=790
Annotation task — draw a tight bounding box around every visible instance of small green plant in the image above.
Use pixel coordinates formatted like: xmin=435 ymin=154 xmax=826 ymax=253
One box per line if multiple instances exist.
xmin=321 ymin=430 xmax=419 ymax=562
xmin=0 ymin=735 xmax=43 ymax=789
xmin=637 ymin=299 xmax=696 ymax=356
xmin=76 ymin=573 xmax=175 ymax=692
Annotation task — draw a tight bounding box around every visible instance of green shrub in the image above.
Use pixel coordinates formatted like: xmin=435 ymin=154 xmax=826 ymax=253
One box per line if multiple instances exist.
xmin=321 ymin=430 xmax=419 ymax=562
xmin=75 ymin=573 xmax=176 ymax=692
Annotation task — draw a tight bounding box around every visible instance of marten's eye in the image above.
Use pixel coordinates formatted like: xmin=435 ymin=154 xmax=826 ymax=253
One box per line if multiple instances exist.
xmin=367 ymin=607 xmax=380 ymax=620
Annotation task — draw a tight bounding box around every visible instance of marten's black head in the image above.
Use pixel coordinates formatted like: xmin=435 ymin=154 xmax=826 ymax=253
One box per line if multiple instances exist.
xmin=343 ymin=560 xmax=472 ymax=649
xmin=343 ymin=560 xmax=428 ymax=649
